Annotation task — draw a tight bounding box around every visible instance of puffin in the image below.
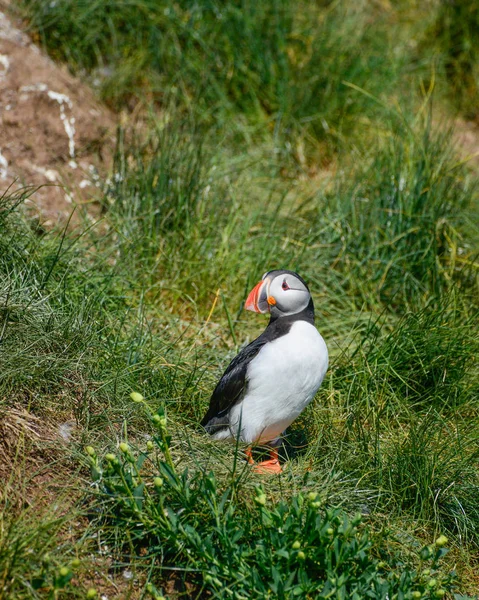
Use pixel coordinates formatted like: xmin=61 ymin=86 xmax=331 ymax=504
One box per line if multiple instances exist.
xmin=201 ymin=269 xmax=328 ymax=473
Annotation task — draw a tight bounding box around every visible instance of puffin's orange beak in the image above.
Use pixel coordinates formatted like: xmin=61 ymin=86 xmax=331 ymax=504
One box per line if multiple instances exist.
xmin=245 ymin=279 xmax=270 ymax=313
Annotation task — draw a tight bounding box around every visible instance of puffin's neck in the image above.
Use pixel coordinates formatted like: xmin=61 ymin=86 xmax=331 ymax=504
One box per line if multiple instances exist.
xmin=267 ymin=297 xmax=315 ymax=329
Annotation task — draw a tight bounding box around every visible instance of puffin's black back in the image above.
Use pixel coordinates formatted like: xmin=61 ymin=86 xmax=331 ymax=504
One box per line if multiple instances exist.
xmin=201 ymin=298 xmax=315 ymax=433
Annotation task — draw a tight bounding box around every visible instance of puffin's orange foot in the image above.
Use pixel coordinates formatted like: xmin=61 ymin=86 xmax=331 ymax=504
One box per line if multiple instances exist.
xmin=245 ymin=447 xmax=255 ymax=465
xmin=253 ymin=458 xmax=282 ymax=474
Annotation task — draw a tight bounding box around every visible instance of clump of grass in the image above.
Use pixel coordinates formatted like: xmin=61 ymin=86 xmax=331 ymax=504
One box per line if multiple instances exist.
xmin=102 ymin=106 xmax=479 ymax=323
xmin=0 ymin=188 xmax=185 ymax=425
xmin=0 ymin=189 xmax=93 ymax=409
xmin=382 ymin=413 xmax=479 ymax=543
xmin=19 ymin=0 xmax=414 ymax=159
xmin=315 ymin=114 xmax=477 ymax=310
xmin=99 ymin=113 xmax=293 ymax=313
xmin=103 ymin=118 xmax=208 ymax=262
xmin=336 ymin=301 xmax=478 ymax=415
xmin=303 ymin=288 xmax=478 ymax=546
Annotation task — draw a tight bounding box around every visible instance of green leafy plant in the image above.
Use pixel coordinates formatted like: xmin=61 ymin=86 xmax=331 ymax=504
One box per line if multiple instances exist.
xmin=85 ymin=395 xmax=457 ymax=599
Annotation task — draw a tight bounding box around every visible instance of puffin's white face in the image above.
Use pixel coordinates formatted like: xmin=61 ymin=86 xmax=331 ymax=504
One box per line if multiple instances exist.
xmin=245 ymin=270 xmax=311 ymax=317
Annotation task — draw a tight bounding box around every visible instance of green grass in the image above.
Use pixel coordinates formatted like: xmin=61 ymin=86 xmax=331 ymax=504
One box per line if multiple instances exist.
xmin=18 ymin=0 xmax=425 ymax=163
xmin=3 ymin=0 xmax=479 ymax=597
xmin=0 ymin=498 xmax=85 ymax=599
xmin=428 ymin=0 xmax=479 ymax=119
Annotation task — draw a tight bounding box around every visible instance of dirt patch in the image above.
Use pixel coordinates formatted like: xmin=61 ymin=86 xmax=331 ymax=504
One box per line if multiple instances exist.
xmin=0 ymin=4 xmax=115 ymax=225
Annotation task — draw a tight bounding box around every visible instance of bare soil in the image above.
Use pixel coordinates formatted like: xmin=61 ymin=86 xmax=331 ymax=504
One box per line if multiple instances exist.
xmin=0 ymin=3 xmax=115 ymax=226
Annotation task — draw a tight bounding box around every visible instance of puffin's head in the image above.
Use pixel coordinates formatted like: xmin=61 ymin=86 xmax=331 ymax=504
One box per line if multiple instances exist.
xmin=245 ymin=269 xmax=312 ymax=318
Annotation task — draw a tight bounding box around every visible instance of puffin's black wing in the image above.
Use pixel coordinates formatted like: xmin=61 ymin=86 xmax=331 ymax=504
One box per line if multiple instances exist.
xmin=201 ymin=337 xmax=268 ymax=434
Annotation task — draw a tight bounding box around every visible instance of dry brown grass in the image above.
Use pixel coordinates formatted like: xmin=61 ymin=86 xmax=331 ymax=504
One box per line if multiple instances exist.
xmin=0 ymin=406 xmax=75 ymax=508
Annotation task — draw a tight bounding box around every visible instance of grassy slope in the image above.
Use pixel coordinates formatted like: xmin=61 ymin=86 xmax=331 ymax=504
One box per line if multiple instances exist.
xmin=2 ymin=0 xmax=479 ymax=598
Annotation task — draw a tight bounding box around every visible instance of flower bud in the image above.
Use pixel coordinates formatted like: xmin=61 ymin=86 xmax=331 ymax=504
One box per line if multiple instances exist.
xmin=71 ymin=558 xmax=80 ymax=569
xmin=411 ymin=592 xmax=421 ymax=599
xmin=105 ymin=453 xmax=117 ymax=462
xmin=292 ymin=541 xmax=301 ymax=550
xmin=85 ymin=446 xmax=95 ymax=457
xmin=130 ymin=392 xmax=144 ymax=402
xmin=297 ymin=551 xmax=306 ymax=560
xmin=427 ymin=579 xmax=437 ymax=588
xmin=119 ymin=442 xmax=129 ymax=453
xmin=311 ymin=501 xmax=321 ymax=509
xmin=59 ymin=566 xmax=70 ymax=577
xmin=307 ymin=491 xmax=318 ymax=502
xmin=86 ymin=590 xmax=97 ymax=599
xmin=154 ymin=477 xmax=164 ymax=489
xmin=435 ymin=535 xmax=448 ymax=547
xmin=434 ymin=591 xmax=445 ymax=598
xmin=146 ymin=440 xmax=154 ymax=452
xmin=254 ymin=494 xmax=266 ymax=506
xmin=326 ymin=528 xmax=334 ymax=535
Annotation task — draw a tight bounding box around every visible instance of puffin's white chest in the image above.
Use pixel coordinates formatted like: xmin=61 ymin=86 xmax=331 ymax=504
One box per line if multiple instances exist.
xmin=226 ymin=321 xmax=328 ymax=443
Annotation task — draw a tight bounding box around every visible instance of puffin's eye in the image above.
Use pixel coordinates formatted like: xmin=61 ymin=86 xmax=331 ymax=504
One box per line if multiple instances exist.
xmin=282 ymin=280 xmax=290 ymax=291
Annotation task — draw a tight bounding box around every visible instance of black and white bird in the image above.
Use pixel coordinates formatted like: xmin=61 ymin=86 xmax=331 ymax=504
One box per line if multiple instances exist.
xmin=201 ymin=269 xmax=328 ymax=473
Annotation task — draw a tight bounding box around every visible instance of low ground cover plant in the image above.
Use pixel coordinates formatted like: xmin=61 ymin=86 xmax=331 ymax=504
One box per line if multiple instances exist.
xmin=85 ymin=397 xmax=457 ymax=599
